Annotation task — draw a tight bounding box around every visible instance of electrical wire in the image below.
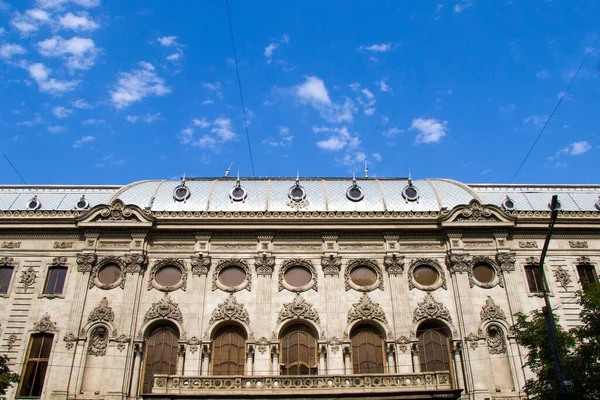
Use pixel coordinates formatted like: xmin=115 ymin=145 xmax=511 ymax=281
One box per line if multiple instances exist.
xmin=510 ymin=37 xmax=598 ymax=183
xmin=224 ymin=0 xmax=256 ymax=178
xmin=0 ymin=147 xmax=27 ymax=184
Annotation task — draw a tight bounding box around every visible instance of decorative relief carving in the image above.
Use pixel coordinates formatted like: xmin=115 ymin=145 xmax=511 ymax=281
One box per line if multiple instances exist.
xmin=413 ymin=293 xmax=452 ymax=324
xmin=465 ymin=333 xmax=479 ymax=350
xmin=519 ymin=241 xmax=538 ymax=248
xmin=384 ymin=255 xmax=405 ymax=276
xmin=98 ymin=242 xmax=130 ymax=248
xmin=255 ymin=256 xmax=275 ymax=277
xmin=277 ymin=294 xmax=320 ymax=324
xmin=396 ymin=336 xmax=409 ymax=353
xmin=446 ymin=253 xmax=470 ymax=274
xmin=402 ymin=243 xmax=444 ymax=250
xmin=486 ymin=326 xmax=507 ymax=354
xmin=76 ymin=253 xmax=96 ymax=272
xmin=144 ymin=294 xmax=183 ymax=324
xmin=525 ymin=256 xmax=539 ymax=265
xmin=148 ymin=258 xmax=187 ymax=292
xmin=339 ymin=244 xmax=382 ymax=250
xmin=115 ymin=335 xmax=129 ymax=352
xmin=496 ymin=252 xmax=516 ymax=272
xmin=277 ymin=244 xmax=322 ymax=251
xmin=7 ymin=334 xmax=18 ymax=350
xmin=33 ymin=313 xmax=56 ymax=333
xmin=63 ymin=333 xmax=76 ymax=350
xmin=328 ymin=337 xmax=341 ymax=354
xmin=345 ymin=259 xmax=384 ymax=292
xmin=152 ymin=244 xmax=195 ymax=250
xmin=1 ymin=241 xmax=21 ymax=248
xmin=191 ymin=254 xmax=211 ymax=276
xmin=408 ymin=258 xmax=447 ymax=291
xmin=88 ymin=326 xmax=109 ymax=357
xmin=88 ymin=297 xmax=114 ymax=323
xmin=279 ymin=259 xmax=317 ymax=293
xmin=577 ymin=256 xmax=593 ymax=266
xmin=257 ymin=337 xmax=269 ymax=354
xmin=480 ymin=297 xmax=506 ymax=322
xmin=453 ymin=199 xmax=500 ymax=222
xmin=347 ymin=294 xmax=387 ymax=325
xmin=97 ymin=199 xmax=139 ymax=221
xmin=50 ymin=256 xmax=68 ymax=267
xmin=0 ymin=257 xmax=15 ymax=266
xmin=20 ymin=266 xmax=36 ymax=289
xmin=124 ymin=253 xmax=147 ymax=274
xmin=464 ymin=241 xmax=494 ymax=248
xmin=213 ymin=259 xmax=251 ymax=292
xmin=553 ymin=266 xmax=572 ymax=291
xmin=53 ymin=241 xmax=74 ymax=249
xmin=187 ymin=337 xmax=200 ymax=354
xmin=212 ymin=245 xmax=256 ymax=250
xmin=321 ymin=255 xmax=341 ymax=276
xmin=208 ymin=294 xmax=250 ymax=326
xmin=569 ymin=240 xmax=588 ymax=249
xmin=90 ymin=256 xmax=126 ymax=290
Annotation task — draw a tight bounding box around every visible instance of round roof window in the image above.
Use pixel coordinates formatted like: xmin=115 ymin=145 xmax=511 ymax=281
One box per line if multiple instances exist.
xmin=26 ymin=197 xmax=41 ymax=210
xmin=75 ymin=197 xmax=90 ymax=210
xmin=173 ymin=185 xmax=191 ymax=202
xmin=230 ymin=186 xmax=247 ymax=202
xmin=502 ymin=197 xmax=515 ymax=211
xmin=289 ymin=185 xmax=306 ymax=201
xmin=402 ymin=185 xmax=419 ymax=202
xmin=347 ymin=184 xmax=364 ymax=202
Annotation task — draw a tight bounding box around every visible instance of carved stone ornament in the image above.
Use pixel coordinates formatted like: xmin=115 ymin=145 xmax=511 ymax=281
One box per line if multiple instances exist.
xmin=88 ymin=297 xmax=115 ymax=323
xmin=345 ymin=259 xmax=384 ymax=292
xmin=212 ymin=259 xmax=252 ymax=292
xmin=453 ymin=199 xmax=501 ymax=222
xmin=577 ymin=256 xmax=592 ymax=266
xmin=1 ymin=241 xmax=20 ymax=249
xmin=321 ymin=255 xmax=342 ymax=276
xmin=208 ymin=294 xmax=250 ymax=326
xmin=54 ymin=241 xmax=74 ymax=249
xmin=469 ymin=256 xmax=504 ymax=289
xmin=7 ymin=334 xmax=18 ymax=350
xmin=279 ymin=259 xmax=318 ymax=293
xmin=255 ymin=255 xmax=275 ymax=277
xmin=191 ymin=254 xmax=212 ymax=276
xmin=124 ymin=253 xmax=147 ymax=274
xmin=115 ymin=335 xmax=129 ymax=352
xmin=63 ymin=333 xmax=77 ymax=350
xmin=328 ymin=337 xmax=341 ymax=354
xmin=496 ymin=252 xmax=516 ymax=272
xmin=88 ymin=326 xmax=109 ymax=357
xmin=97 ymin=199 xmax=139 ymax=221
xmin=554 ymin=266 xmax=572 ymax=291
xmin=76 ymin=253 xmax=97 ymax=272
xmin=525 ymin=256 xmax=539 ymax=265
xmin=480 ymin=297 xmax=506 ymax=322
xmin=187 ymin=336 xmax=200 ymax=354
xmin=466 ymin=333 xmax=479 ymax=350
xmin=446 ymin=253 xmax=470 ymax=274
xmin=412 ymin=293 xmax=452 ymax=324
xmin=396 ymin=336 xmax=409 ymax=353
xmin=20 ymin=266 xmax=36 ymax=289
xmin=33 ymin=313 xmax=57 ymax=333
xmin=148 ymin=258 xmax=187 ymax=292
xmin=486 ymin=325 xmax=507 ymax=354
xmin=144 ymin=294 xmax=183 ymax=324
xmin=0 ymin=257 xmax=16 ymax=267
xmin=347 ymin=293 xmax=388 ymax=325
xmin=277 ymin=294 xmax=320 ymax=324
xmin=569 ymin=240 xmax=588 ymax=249
xmin=90 ymin=256 xmax=126 ymax=290
xmin=384 ymin=254 xmax=405 ymax=276
xmin=408 ymin=258 xmax=447 ymax=291
xmin=50 ymin=256 xmax=69 ymax=267
xmin=257 ymin=337 xmax=269 ymax=354
xmin=519 ymin=241 xmax=538 ymax=249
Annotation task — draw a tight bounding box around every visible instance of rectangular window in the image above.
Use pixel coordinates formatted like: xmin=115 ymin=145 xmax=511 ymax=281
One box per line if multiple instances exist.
xmin=577 ymin=265 xmax=598 ymax=285
xmin=525 ymin=265 xmax=545 ymax=293
xmin=18 ymin=334 xmax=53 ymax=397
xmin=43 ymin=267 xmax=67 ymax=295
xmin=0 ymin=266 xmax=14 ymax=294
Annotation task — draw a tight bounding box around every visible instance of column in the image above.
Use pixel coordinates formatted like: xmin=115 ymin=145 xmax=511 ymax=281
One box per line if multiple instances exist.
xmin=271 ymin=345 xmax=280 ymax=375
xmin=321 ymin=253 xmax=344 ymax=375
xmin=386 ymin=344 xmax=396 ymax=373
xmin=188 ymin=253 xmax=211 ymax=375
xmin=130 ymin=344 xmax=143 ymax=399
xmin=342 ymin=346 xmax=351 ymax=374
xmin=177 ymin=345 xmax=185 ymax=375
xmin=201 ymin=345 xmax=211 ymax=376
xmin=411 ymin=344 xmax=420 ymax=373
xmin=318 ymin=345 xmax=327 ymax=374
xmin=452 ymin=342 xmax=465 ymax=391
xmin=245 ymin=346 xmax=254 ymax=375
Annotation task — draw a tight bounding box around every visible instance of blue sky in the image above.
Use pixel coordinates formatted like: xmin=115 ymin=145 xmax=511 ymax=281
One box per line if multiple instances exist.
xmin=0 ymin=0 xmax=598 ymax=185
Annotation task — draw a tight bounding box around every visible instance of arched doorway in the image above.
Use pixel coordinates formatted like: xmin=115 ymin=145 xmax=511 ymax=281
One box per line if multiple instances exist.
xmin=211 ymin=324 xmax=247 ymax=375
xmin=141 ymin=324 xmax=179 ymax=394
xmin=350 ymin=324 xmax=385 ymax=374
xmin=280 ymin=323 xmax=318 ymax=375
xmin=417 ymin=321 xmax=452 ymax=373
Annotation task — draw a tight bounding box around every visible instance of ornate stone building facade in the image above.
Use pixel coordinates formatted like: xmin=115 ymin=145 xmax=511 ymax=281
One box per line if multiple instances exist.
xmin=0 ymin=177 xmax=598 ymax=400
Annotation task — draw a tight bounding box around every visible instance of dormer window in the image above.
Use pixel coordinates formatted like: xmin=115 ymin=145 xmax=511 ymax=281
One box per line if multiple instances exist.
xmin=173 ymin=178 xmax=191 ymax=202
xmin=229 ymin=176 xmax=247 ymax=202
xmin=26 ymin=196 xmax=41 ymax=210
xmin=74 ymin=195 xmax=90 ymax=210
xmin=402 ymin=180 xmax=419 ymax=202
xmin=502 ymin=196 xmax=515 ymax=211
xmin=346 ymin=177 xmax=364 ymax=202
xmin=288 ymin=176 xmax=306 ymax=202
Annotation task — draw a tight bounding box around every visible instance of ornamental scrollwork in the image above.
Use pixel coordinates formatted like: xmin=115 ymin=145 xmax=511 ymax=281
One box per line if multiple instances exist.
xmin=7 ymin=334 xmax=17 ymax=350
xmin=480 ymin=297 xmax=506 ymax=322
xmin=384 ymin=254 xmax=405 ymax=276
xmin=63 ymin=333 xmax=77 ymax=350
xmin=519 ymin=241 xmax=538 ymax=248
xmin=277 ymin=294 xmax=320 ymax=324
xmin=148 ymin=258 xmax=187 ymax=292
xmin=279 ymin=259 xmax=318 ymax=293
xmin=486 ymin=325 xmax=507 ymax=354
xmin=88 ymin=326 xmax=109 ymax=357
xmin=577 ymin=256 xmax=592 ymax=266
xmin=49 ymin=256 xmax=69 ymax=267
xmin=88 ymin=297 xmax=115 ymax=323
xmin=553 ymin=266 xmax=572 ymax=291
xmin=76 ymin=253 xmax=96 ymax=272
xmin=408 ymin=258 xmax=447 ymax=291
xmin=187 ymin=336 xmax=201 ymax=354
xmin=33 ymin=313 xmax=57 ymax=333
xmin=446 ymin=253 xmax=470 ymax=274
xmin=321 ymin=255 xmax=342 ymax=276
xmin=465 ymin=333 xmax=479 ymax=350
xmin=0 ymin=257 xmax=16 ymax=267
xmin=208 ymin=294 xmax=250 ymax=326
xmin=257 ymin=337 xmax=269 ymax=354
xmin=144 ymin=294 xmax=183 ymax=324
xmin=98 ymin=199 xmax=139 ymax=221
xmin=396 ymin=336 xmax=409 ymax=353
xmin=20 ymin=266 xmax=36 ymax=289
xmin=525 ymin=256 xmax=539 ymax=265
xmin=496 ymin=252 xmax=516 ymax=272
xmin=191 ymin=254 xmax=211 ymax=276
xmin=115 ymin=335 xmax=129 ymax=352
xmin=345 ymin=259 xmax=383 ymax=292
xmin=412 ymin=293 xmax=452 ymax=324
xmin=90 ymin=256 xmax=126 ymax=290
xmin=454 ymin=199 xmax=500 ymax=222
xmin=347 ymin=293 xmax=387 ymax=325
xmin=569 ymin=240 xmax=588 ymax=249
xmin=255 ymin=255 xmax=275 ymax=277
xmin=212 ymin=259 xmax=252 ymax=292
xmin=124 ymin=253 xmax=147 ymax=274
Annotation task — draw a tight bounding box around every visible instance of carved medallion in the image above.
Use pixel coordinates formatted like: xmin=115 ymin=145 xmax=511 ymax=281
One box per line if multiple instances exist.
xmin=88 ymin=297 xmax=115 ymax=323
xmin=257 ymin=337 xmax=269 ymax=354
xmin=412 ymin=293 xmax=452 ymax=323
xmin=208 ymin=294 xmax=250 ymax=326
xmin=7 ymin=334 xmax=18 ymax=350
xmin=191 ymin=255 xmax=212 ymax=276
xmin=144 ymin=294 xmax=183 ymax=324
xmin=480 ymin=297 xmax=506 ymax=322
xmin=33 ymin=313 xmax=57 ymax=333
xmin=553 ymin=266 xmax=572 ymax=291
xmin=277 ymin=294 xmax=320 ymax=324
xmin=328 ymin=337 xmax=341 ymax=354
xmin=88 ymin=326 xmax=109 ymax=357
xmin=20 ymin=266 xmax=36 ymax=289
xmin=321 ymin=255 xmax=341 ymax=276
xmin=396 ymin=336 xmax=409 ymax=353
xmin=347 ymin=294 xmax=387 ymax=325
xmin=187 ymin=336 xmax=200 ymax=354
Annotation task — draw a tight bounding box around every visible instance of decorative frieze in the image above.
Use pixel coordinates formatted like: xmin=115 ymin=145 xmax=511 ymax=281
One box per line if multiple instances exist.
xmin=53 ymin=241 xmax=74 ymax=249
xmin=339 ymin=244 xmax=382 ymax=250
xmin=519 ymin=241 xmax=538 ymax=249
xmin=277 ymin=294 xmax=320 ymax=324
xmin=413 ymin=293 xmax=452 ymax=324
xmin=144 ymin=294 xmax=183 ymax=324
xmin=347 ymin=294 xmax=387 ymax=325
xmin=1 ymin=241 xmax=21 ymax=248
xmin=208 ymin=294 xmax=250 ymax=326
xmin=569 ymin=240 xmax=588 ymax=249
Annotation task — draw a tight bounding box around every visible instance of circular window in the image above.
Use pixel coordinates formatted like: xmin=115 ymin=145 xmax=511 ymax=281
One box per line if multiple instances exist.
xmin=98 ymin=264 xmax=121 ymax=285
xmin=350 ymin=266 xmax=377 ymax=286
xmin=284 ymin=266 xmax=312 ymax=287
xmin=413 ymin=265 xmax=439 ymax=286
xmin=402 ymin=185 xmax=419 ymax=202
xmin=26 ymin=197 xmax=41 ymax=210
xmin=596 ymin=199 xmax=600 ymax=211
xmin=473 ymin=263 xmax=495 ymax=283
xmin=75 ymin=198 xmax=90 ymax=210
xmin=230 ymin=186 xmax=247 ymax=202
xmin=502 ymin=197 xmax=515 ymax=211
xmin=289 ymin=185 xmax=306 ymax=201
xmin=173 ymin=185 xmax=191 ymax=202
xmin=218 ymin=266 xmax=247 ymax=287
xmin=346 ymin=185 xmax=364 ymax=202
xmin=156 ymin=265 xmax=183 ymax=287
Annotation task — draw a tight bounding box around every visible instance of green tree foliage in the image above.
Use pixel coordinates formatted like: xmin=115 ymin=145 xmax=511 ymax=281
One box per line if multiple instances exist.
xmin=0 ymin=354 xmax=19 ymax=396
xmin=513 ymin=282 xmax=600 ymax=400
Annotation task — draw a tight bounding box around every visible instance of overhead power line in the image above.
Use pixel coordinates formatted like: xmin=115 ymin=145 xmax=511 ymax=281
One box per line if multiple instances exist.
xmin=225 ymin=0 xmax=256 ymax=178
xmin=0 ymin=147 xmax=27 ymax=184
xmin=510 ymin=37 xmax=598 ymax=183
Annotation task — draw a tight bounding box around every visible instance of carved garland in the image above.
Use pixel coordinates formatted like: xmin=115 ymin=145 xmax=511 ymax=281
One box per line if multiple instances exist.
xmin=412 ymin=293 xmax=452 ymax=324
xmin=408 ymin=258 xmax=447 ymax=291
xmin=345 ymin=259 xmax=384 ymax=292
xmin=277 ymin=294 xmax=320 ymax=324
xmin=480 ymin=297 xmax=506 ymax=322
xmin=144 ymin=294 xmax=183 ymax=324
xmin=279 ymin=259 xmax=318 ymax=293
xmin=148 ymin=258 xmax=187 ymax=292
xmin=88 ymin=297 xmax=115 ymax=323
xmin=90 ymin=256 xmax=127 ymax=290
xmin=347 ymin=293 xmax=388 ymax=325
xmin=212 ymin=259 xmax=252 ymax=292
xmin=208 ymin=294 xmax=250 ymax=326
xmin=468 ymin=256 xmax=504 ymax=289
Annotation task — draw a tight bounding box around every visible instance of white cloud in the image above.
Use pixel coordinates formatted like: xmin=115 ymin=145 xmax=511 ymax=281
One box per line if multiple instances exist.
xmin=125 ymin=115 xmax=138 ymax=123
xmin=52 ymin=105 xmax=73 ymax=118
xmin=82 ymin=118 xmax=104 ymax=125
xmin=166 ymin=52 xmax=181 ymax=61
xmin=72 ymin=99 xmax=91 ymax=108
xmin=143 ymin=113 xmax=160 ymax=123
xmin=211 ymin=117 xmax=235 ymax=141
xmin=192 ymin=118 xmax=211 ymax=128
xmin=158 ymin=36 xmax=178 ymax=47
xmin=25 ymin=62 xmax=79 ymax=94
xmin=37 ymin=36 xmax=98 ymax=70
xmin=110 ymin=62 xmax=170 ymax=109
xmin=410 ymin=118 xmax=447 ymax=144
xmin=375 ymin=79 xmax=392 ymax=92
xmin=73 ymin=135 xmax=95 ymax=147
xmin=287 ymin=76 xmax=354 ymax=123
xmin=372 ymin=152 xmax=382 ymax=161
xmin=178 ymin=117 xmax=237 ymax=148
xmin=201 ymin=99 xmax=214 ymax=105
xmin=357 ymin=43 xmax=391 ymax=53
xmin=563 ymin=141 xmax=591 ymax=156
xmin=296 ymin=76 xmax=331 ymax=105
xmin=264 ymin=34 xmax=289 ymax=63
xmin=157 ymin=36 xmax=184 ymax=62
xmin=0 ymin=43 xmax=27 ymax=59
xmin=313 ymin=126 xmax=360 ymax=151
xmin=27 ymin=8 xmax=51 ymax=21
xmin=524 ymin=115 xmax=548 ymax=129
xmin=47 ymin=125 xmax=66 ymax=133
xmin=59 ymin=12 xmax=99 ymax=31
xmin=18 ymin=113 xmax=44 ymax=126
xmin=203 ymin=82 xmax=223 ymax=100
xmin=453 ymin=2 xmax=472 ymax=13
xmin=0 ymin=27 xmax=5 ymax=35
xmin=536 ymin=70 xmax=549 ymax=79
xmin=263 ymin=126 xmax=293 ymax=147
xmin=557 ymin=91 xmax=572 ymax=100
xmin=36 ymin=0 xmax=101 ymax=9
xmin=383 ymin=127 xmax=404 ymax=138
xmin=178 ymin=127 xmax=193 ymax=145
xmin=349 ymin=83 xmax=377 ymax=116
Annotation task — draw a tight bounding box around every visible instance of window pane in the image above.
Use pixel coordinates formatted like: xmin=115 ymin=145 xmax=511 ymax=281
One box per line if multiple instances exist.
xmin=525 ymin=266 xmax=543 ymax=293
xmin=212 ymin=325 xmax=247 ymax=375
xmin=350 ymin=266 xmax=377 ymax=286
xmin=413 ymin=265 xmax=439 ymax=286
xmin=44 ymin=269 xmax=58 ymax=294
xmin=577 ymin=265 xmax=598 ymax=284
xmin=156 ymin=266 xmax=183 ymax=287
xmin=473 ymin=263 xmax=495 ymax=283
xmin=284 ymin=267 xmax=312 ymax=287
xmin=54 ymin=268 xmax=67 ymax=294
xmin=281 ymin=324 xmax=317 ymax=375
xmin=218 ymin=266 xmax=246 ymax=287
xmin=417 ymin=324 xmax=450 ymax=372
xmin=98 ymin=264 xmax=121 ymax=285
xmin=0 ymin=267 xmax=14 ymax=293
xmin=19 ymin=334 xmax=53 ymax=397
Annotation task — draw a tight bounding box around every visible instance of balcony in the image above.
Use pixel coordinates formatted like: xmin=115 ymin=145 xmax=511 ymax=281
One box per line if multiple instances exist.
xmin=150 ymin=372 xmax=460 ymax=399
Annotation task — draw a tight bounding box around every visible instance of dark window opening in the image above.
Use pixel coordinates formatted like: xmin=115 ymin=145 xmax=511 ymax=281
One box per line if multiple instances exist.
xmin=0 ymin=266 xmax=14 ymax=294
xmin=525 ymin=265 xmax=545 ymax=293
xmin=18 ymin=333 xmax=54 ymax=397
xmin=43 ymin=267 xmax=67 ymax=295
xmin=212 ymin=325 xmax=247 ymax=375
xmin=280 ymin=324 xmax=317 ymax=375
xmin=351 ymin=324 xmax=385 ymax=374
xmin=417 ymin=322 xmax=451 ymax=373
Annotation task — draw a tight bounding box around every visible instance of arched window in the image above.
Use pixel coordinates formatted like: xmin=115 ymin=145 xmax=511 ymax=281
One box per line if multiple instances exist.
xmin=351 ymin=324 xmax=385 ymax=374
xmin=280 ymin=323 xmax=317 ymax=375
xmin=417 ymin=322 xmax=452 ymax=372
xmin=18 ymin=333 xmax=54 ymax=397
xmin=141 ymin=324 xmax=179 ymax=394
xmin=212 ymin=324 xmax=247 ymax=375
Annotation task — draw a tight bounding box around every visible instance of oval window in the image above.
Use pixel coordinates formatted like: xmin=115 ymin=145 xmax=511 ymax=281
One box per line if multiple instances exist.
xmin=350 ymin=266 xmax=377 ymax=286
xmin=218 ymin=266 xmax=246 ymax=287
xmin=156 ymin=265 xmax=183 ymax=287
xmin=473 ymin=263 xmax=495 ymax=283
xmin=413 ymin=265 xmax=439 ymax=286
xmin=284 ymin=266 xmax=312 ymax=287
xmin=98 ymin=264 xmax=121 ymax=285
